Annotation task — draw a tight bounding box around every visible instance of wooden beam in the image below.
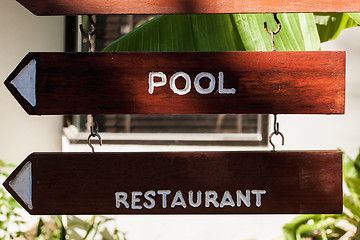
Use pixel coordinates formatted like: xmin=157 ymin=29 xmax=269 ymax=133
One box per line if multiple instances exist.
xmin=3 ymin=151 xmax=342 ymax=215
xmin=15 ymin=0 xmax=360 ymax=15
xmin=4 ymin=51 xmax=345 ymax=115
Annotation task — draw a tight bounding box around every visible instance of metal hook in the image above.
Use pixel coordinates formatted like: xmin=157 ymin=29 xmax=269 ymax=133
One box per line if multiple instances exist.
xmin=264 ymin=13 xmax=282 ymax=51
xmin=273 ymin=114 xmax=279 ymax=134
xmin=88 ymin=114 xmax=102 ymax=153
xmin=79 ymin=15 xmax=97 ymax=52
xmin=79 ymin=15 xmax=97 ymax=37
xmin=269 ymin=114 xmax=285 ymax=152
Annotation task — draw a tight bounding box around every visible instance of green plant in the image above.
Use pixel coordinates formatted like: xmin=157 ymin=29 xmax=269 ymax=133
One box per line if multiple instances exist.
xmin=1 ymin=160 xmax=126 ymax=240
xmin=33 ymin=215 xmax=126 ymax=240
xmin=103 ymin=13 xmax=359 ymax=52
xmin=282 ymin=150 xmax=360 ymax=239
xmin=0 ymin=160 xmax=26 ymax=240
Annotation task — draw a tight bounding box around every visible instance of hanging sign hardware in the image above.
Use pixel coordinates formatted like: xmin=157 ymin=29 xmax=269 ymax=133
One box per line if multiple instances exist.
xmin=87 ymin=114 xmax=102 ymax=152
xmin=79 ymin=15 xmax=97 ymax=37
xmin=79 ymin=15 xmax=96 ymax=52
xmin=264 ymin=13 xmax=281 ymax=51
xmin=269 ymin=114 xmax=285 ymax=152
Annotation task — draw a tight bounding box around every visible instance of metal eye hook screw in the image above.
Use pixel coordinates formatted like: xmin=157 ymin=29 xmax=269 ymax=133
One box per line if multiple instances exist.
xmin=79 ymin=15 xmax=97 ymax=52
xmin=87 ymin=34 xmax=93 ymax=52
xmin=79 ymin=15 xmax=97 ymax=37
xmin=269 ymin=114 xmax=285 ymax=152
xmin=88 ymin=114 xmax=103 ymax=153
xmin=264 ymin=13 xmax=282 ymax=51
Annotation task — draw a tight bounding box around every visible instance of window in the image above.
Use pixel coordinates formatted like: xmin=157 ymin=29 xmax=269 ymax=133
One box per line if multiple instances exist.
xmin=65 ymin=114 xmax=267 ymax=146
xmin=62 ymin=16 xmax=269 ymax=148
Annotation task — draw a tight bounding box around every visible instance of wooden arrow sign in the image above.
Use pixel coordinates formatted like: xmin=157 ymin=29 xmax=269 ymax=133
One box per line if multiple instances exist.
xmin=4 ymin=52 xmax=345 ymax=115
xmin=3 ymin=151 xmax=342 ymax=215
xmin=14 ymin=0 xmax=360 ymax=15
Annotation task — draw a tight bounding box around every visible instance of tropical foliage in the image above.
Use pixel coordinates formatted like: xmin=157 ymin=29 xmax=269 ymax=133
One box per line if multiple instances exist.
xmin=283 ymin=150 xmax=360 ymax=239
xmin=104 ymin=13 xmax=359 ymax=52
xmin=0 ymin=160 xmax=26 ymax=239
xmin=0 ymin=160 xmax=126 ymax=240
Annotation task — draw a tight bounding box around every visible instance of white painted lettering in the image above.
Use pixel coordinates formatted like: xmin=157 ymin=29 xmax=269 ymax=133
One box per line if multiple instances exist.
xmin=194 ymin=72 xmax=216 ymax=94
xmin=170 ymin=72 xmax=191 ymax=95
xmin=171 ymin=190 xmax=187 ymax=208
xmin=143 ymin=190 xmax=156 ymax=209
xmin=205 ymin=190 xmax=219 ymax=208
xmin=157 ymin=190 xmax=171 ymax=208
xmin=251 ymin=190 xmax=266 ymax=207
xmin=220 ymin=190 xmax=235 ymax=208
xmin=148 ymin=72 xmax=167 ymax=94
xmin=115 ymin=189 xmax=266 ymax=209
xmin=218 ymin=72 xmax=236 ymax=94
xmin=115 ymin=192 xmax=129 ymax=209
xmin=236 ymin=190 xmax=251 ymax=207
xmin=188 ymin=190 xmax=202 ymax=207
xmin=131 ymin=191 xmax=142 ymax=209
xmin=149 ymin=71 xmax=236 ymax=95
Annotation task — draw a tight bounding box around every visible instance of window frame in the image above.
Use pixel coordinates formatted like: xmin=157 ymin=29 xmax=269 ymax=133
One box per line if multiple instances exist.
xmin=62 ymin=16 xmax=269 ymax=148
xmin=64 ymin=114 xmax=268 ymax=146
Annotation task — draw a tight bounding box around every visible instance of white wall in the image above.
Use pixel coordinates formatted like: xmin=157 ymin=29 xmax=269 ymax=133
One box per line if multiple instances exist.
xmin=0 ymin=0 xmax=64 ymax=164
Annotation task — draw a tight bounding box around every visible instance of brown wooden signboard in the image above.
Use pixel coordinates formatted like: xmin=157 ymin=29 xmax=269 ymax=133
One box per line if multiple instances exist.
xmin=15 ymin=0 xmax=360 ymax=15
xmin=4 ymin=51 xmax=345 ymax=115
xmin=3 ymin=151 xmax=342 ymax=215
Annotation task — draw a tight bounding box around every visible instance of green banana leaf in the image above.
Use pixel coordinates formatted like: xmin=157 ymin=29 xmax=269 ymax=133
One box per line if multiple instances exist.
xmin=104 ymin=13 xmax=320 ymax=51
xmin=104 ymin=13 xmax=359 ymax=52
xmin=348 ymin=13 xmax=360 ymax=24
xmin=314 ymin=13 xmax=359 ymax=42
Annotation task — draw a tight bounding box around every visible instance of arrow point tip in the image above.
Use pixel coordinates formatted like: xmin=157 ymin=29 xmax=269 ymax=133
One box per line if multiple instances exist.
xmin=9 ymin=161 xmax=33 ymax=210
xmin=10 ymin=59 xmax=36 ymax=107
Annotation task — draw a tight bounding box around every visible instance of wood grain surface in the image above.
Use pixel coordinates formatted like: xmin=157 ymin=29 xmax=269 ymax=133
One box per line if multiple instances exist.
xmin=3 ymin=151 xmax=342 ymax=215
xmin=4 ymin=52 xmax=345 ymax=115
xmin=16 ymin=0 xmax=360 ymax=15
